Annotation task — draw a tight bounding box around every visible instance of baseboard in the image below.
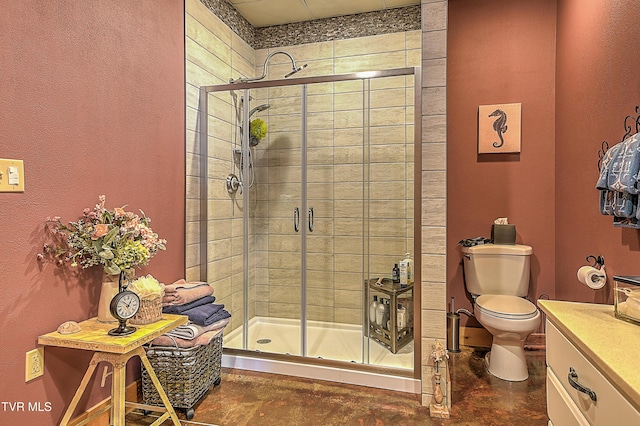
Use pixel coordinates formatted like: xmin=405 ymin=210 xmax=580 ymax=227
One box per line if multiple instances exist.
xmin=459 ymin=326 xmax=492 ymax=348
xmin=69 ymin=380 xmax=139 ymax=426
xmin=459 ymin=327 xmax=546 ymax=350
xmin=524 ymin=332 xmax=546 ymax=350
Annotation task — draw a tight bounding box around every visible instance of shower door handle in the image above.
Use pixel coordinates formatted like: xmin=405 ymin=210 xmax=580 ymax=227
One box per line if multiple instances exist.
xmin=308 ymin=207 xmax=314 ymax=232
xmin=294 ymin=208 xmax=300 ymax=232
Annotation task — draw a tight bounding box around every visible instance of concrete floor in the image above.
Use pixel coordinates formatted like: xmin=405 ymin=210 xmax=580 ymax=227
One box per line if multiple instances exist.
xmin=127 ymin=346 xmax=548 ymax=425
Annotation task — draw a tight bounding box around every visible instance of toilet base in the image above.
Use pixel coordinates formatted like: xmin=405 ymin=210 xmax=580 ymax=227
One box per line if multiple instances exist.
xmin=484 ymin=338 xmax=529 ymax=382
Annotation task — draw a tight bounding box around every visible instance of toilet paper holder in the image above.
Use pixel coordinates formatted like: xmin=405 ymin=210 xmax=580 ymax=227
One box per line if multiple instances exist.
xmin=586 ymin=255 xmax=605 ymax=269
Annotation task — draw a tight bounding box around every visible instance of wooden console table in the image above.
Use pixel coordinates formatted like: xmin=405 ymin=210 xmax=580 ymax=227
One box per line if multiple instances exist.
xmin=39 ymin=314 xmax=188 ymax=426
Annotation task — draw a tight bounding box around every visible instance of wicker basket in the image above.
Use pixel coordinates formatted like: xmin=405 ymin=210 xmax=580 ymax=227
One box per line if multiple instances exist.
xmin=130 ymin=294 xmax=163 ymax=325
xmin=141 ymin=334 xmax=223 ymax=409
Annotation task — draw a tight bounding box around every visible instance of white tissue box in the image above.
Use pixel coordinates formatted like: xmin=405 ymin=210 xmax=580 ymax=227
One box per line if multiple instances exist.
xmin=614 ymin=276 xmax=640 ymax=326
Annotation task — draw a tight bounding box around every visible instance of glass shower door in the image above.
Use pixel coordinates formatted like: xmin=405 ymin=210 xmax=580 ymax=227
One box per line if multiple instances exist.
xmin=252 ymin=84 xmax=304 ymax=356
xmin=210 ymin=68 xmax=416 ymax=372
xmin=304 ymin=80 xmax=367 ymax=362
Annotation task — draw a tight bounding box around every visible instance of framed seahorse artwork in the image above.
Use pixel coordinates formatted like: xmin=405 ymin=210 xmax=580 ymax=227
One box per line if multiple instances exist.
xmin=478 ymin=103 xmax=521 ymax=154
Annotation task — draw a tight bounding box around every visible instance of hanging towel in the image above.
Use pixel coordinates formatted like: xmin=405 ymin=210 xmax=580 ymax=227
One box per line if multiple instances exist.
xmin=600 ymin=190 xmax=637 ymax=218
xmin=596 ymin=142 xmax=622 ymax=190
xmin=607 ymin=133 xmax=640 ymax=194
xmin=162 ymin=295 xmax=216 ymax=315
xmin=614 ymin=216 xmax=640 ymax=229
xmin=596 ymin=133 xmax=640 ymax=226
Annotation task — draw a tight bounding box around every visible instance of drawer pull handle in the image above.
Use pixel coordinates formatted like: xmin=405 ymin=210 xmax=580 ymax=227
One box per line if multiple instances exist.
xmin=568 ymin=367 xmax=597 ymax=402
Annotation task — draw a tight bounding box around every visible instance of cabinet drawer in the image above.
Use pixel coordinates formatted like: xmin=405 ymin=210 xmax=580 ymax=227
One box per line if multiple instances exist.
xmin=546 ymin=321 xmax=640 ymax=424
xmin=547 ymin=367 xmax=589 ymax=426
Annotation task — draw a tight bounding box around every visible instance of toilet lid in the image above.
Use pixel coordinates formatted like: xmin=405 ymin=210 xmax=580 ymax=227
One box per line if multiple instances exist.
xmin=476 ymin=295 xmax=538 ymax=318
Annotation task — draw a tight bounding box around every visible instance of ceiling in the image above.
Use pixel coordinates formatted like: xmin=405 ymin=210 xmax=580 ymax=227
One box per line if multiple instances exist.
xmin=227 ymin=0 xmax=421 ymax=28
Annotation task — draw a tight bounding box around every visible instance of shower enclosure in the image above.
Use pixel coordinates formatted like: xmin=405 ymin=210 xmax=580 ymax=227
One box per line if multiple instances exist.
xmin=198 ymin=66 xmax=421 ymax=379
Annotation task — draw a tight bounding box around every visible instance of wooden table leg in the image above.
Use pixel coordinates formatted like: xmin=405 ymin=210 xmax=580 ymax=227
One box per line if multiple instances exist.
xmin=135 ymin=347 xmax=182 ymax=425
xmin=59 ymin=353 xmax=101 ymax=426
xmin=110 ymin=356 xmax=127 ymax=426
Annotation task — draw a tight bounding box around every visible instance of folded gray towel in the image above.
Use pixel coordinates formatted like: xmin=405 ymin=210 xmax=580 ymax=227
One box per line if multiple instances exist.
xmin=164 ymin=317 xmax=230 ymax=340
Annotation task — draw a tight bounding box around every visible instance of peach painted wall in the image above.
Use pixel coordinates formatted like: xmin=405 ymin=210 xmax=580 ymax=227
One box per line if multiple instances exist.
xmin=448 ymin=0 xmax=640 ymax=325
xmin=555 ymin=0 xmax=640 ymax=303
xmin=447 ymin=0 xmax=557 ymax=322
xmin=0 ymin=1 xmax=185 ymax=424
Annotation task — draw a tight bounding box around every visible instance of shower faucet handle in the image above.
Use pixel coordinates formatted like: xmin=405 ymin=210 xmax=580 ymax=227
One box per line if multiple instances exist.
xmin=226 ymin=174 xmax=241 ymax=194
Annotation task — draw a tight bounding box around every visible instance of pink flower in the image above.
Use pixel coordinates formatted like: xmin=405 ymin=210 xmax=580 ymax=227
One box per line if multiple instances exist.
xmin=92 ymin=224 xmax=109 ymax=240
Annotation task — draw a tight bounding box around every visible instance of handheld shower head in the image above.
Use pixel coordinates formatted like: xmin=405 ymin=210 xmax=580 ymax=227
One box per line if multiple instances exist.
xmin=249 ymin=103 xmax=270 ymax=117
xmin=285 ymin=63 xmax=308 ymax=78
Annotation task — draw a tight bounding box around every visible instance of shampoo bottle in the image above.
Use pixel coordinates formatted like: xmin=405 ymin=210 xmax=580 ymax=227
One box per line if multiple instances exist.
xmin=375 ymin=298 xmax=386 ymax=326
xmin=382 ymin=299 xmax=391 ymax=330
xmin=392 ymin=264 xmax=400 ymax=283
xmin=397 ymin=303 xmax=406 ymax=330
xmin=369 ymin=295 xmax=378 ymax=324
xmin=399 ymin=253 xmax=413 ymax=287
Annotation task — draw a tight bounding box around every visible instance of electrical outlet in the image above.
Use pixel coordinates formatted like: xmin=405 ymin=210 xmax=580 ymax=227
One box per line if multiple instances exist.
xmin=25 ymin=348 xmax=44 ymax=382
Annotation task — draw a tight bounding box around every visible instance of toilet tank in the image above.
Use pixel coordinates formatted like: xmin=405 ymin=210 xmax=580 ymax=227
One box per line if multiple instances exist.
xmin=462 ymin=244 xmax=533 ymax=297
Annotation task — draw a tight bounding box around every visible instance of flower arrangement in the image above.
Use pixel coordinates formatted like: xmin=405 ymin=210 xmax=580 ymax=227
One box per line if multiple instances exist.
xmin=38 ymin=195 xmax=166 ymax=276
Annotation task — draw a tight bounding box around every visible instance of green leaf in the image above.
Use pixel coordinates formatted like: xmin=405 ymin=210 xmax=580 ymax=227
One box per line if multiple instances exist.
xmin=103 ymin=227 xmax=119 ymax=245
xmin=98 ymin=248 xmax=114 ymax=260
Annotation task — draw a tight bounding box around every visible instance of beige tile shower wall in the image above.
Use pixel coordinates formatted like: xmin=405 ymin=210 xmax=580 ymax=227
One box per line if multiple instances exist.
xmin=185 ymin=0 xmax=256 ymax=331
xmin=420 ymin=0 xmax=448 ymax=408
xmin=252 ymin=30 xmax=420 ymax=325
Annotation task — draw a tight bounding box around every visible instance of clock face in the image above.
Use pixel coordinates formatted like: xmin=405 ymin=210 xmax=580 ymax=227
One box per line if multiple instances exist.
xmin=111 ymin=291 xmax=140 ymax=320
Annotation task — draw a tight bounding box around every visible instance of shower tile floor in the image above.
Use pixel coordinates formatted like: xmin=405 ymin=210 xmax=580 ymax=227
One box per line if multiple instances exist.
xmin=223 ymin=317 xmax=413 ymax=369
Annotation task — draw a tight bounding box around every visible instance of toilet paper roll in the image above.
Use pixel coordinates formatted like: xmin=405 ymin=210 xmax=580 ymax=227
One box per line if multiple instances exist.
xmin=577 ymin=265 xmax=606 ymax=289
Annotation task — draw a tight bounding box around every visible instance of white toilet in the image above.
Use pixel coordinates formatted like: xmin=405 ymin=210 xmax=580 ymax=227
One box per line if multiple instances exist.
xmin=462 ymin=244 xmax=541 ymax=381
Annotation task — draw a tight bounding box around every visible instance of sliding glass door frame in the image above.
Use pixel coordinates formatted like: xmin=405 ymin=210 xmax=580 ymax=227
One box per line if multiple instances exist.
xmin=198 ymin=67 xmax=421 ymax=377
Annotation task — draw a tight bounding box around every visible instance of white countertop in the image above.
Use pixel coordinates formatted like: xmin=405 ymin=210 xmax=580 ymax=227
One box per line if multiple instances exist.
xmin=538 ymin=300 xmax=640 ymax=411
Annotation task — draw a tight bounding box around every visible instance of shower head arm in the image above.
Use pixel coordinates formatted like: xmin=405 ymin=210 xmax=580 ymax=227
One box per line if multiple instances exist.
xmin=230 ymin=50 xmax=306 ymax=84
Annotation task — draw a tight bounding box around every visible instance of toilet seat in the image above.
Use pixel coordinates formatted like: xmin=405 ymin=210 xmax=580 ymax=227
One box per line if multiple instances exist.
xmin=475 ymin=294 xmax=538 ymax=319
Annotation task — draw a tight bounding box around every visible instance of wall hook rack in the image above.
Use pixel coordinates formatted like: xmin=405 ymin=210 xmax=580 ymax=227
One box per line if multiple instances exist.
xmin=586 ymin=255 xmax=605 ymax=269
xmin=598 ymin=105 xmax=640 ymax=171
xmin=597 ymin=141 xmax=609 ymax=172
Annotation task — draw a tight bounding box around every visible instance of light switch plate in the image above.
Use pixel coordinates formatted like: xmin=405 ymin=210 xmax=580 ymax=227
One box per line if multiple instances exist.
xmin=0 ymin=159 xmax=25 ymax=192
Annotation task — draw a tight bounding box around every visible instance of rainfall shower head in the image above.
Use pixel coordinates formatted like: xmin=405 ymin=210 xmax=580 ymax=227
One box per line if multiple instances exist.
xmin=284 ymin=63 xmax=308 ymax=78
xmin=229 ymin=50 xmax=308 ymax=83
xmin=249 ymin=103 xmax=270 ymax=117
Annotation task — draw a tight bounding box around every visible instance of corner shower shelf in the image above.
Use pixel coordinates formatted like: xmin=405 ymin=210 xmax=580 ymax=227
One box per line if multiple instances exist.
xmin=366 ymin=278 xmax=414 ymax=354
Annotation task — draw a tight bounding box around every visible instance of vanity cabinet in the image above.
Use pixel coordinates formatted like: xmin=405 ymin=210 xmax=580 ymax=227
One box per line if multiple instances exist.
xmin=539 ymin=301 xmax=640 ymax=426
xmin=546 ymin=321 xmax=639 ymax=425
